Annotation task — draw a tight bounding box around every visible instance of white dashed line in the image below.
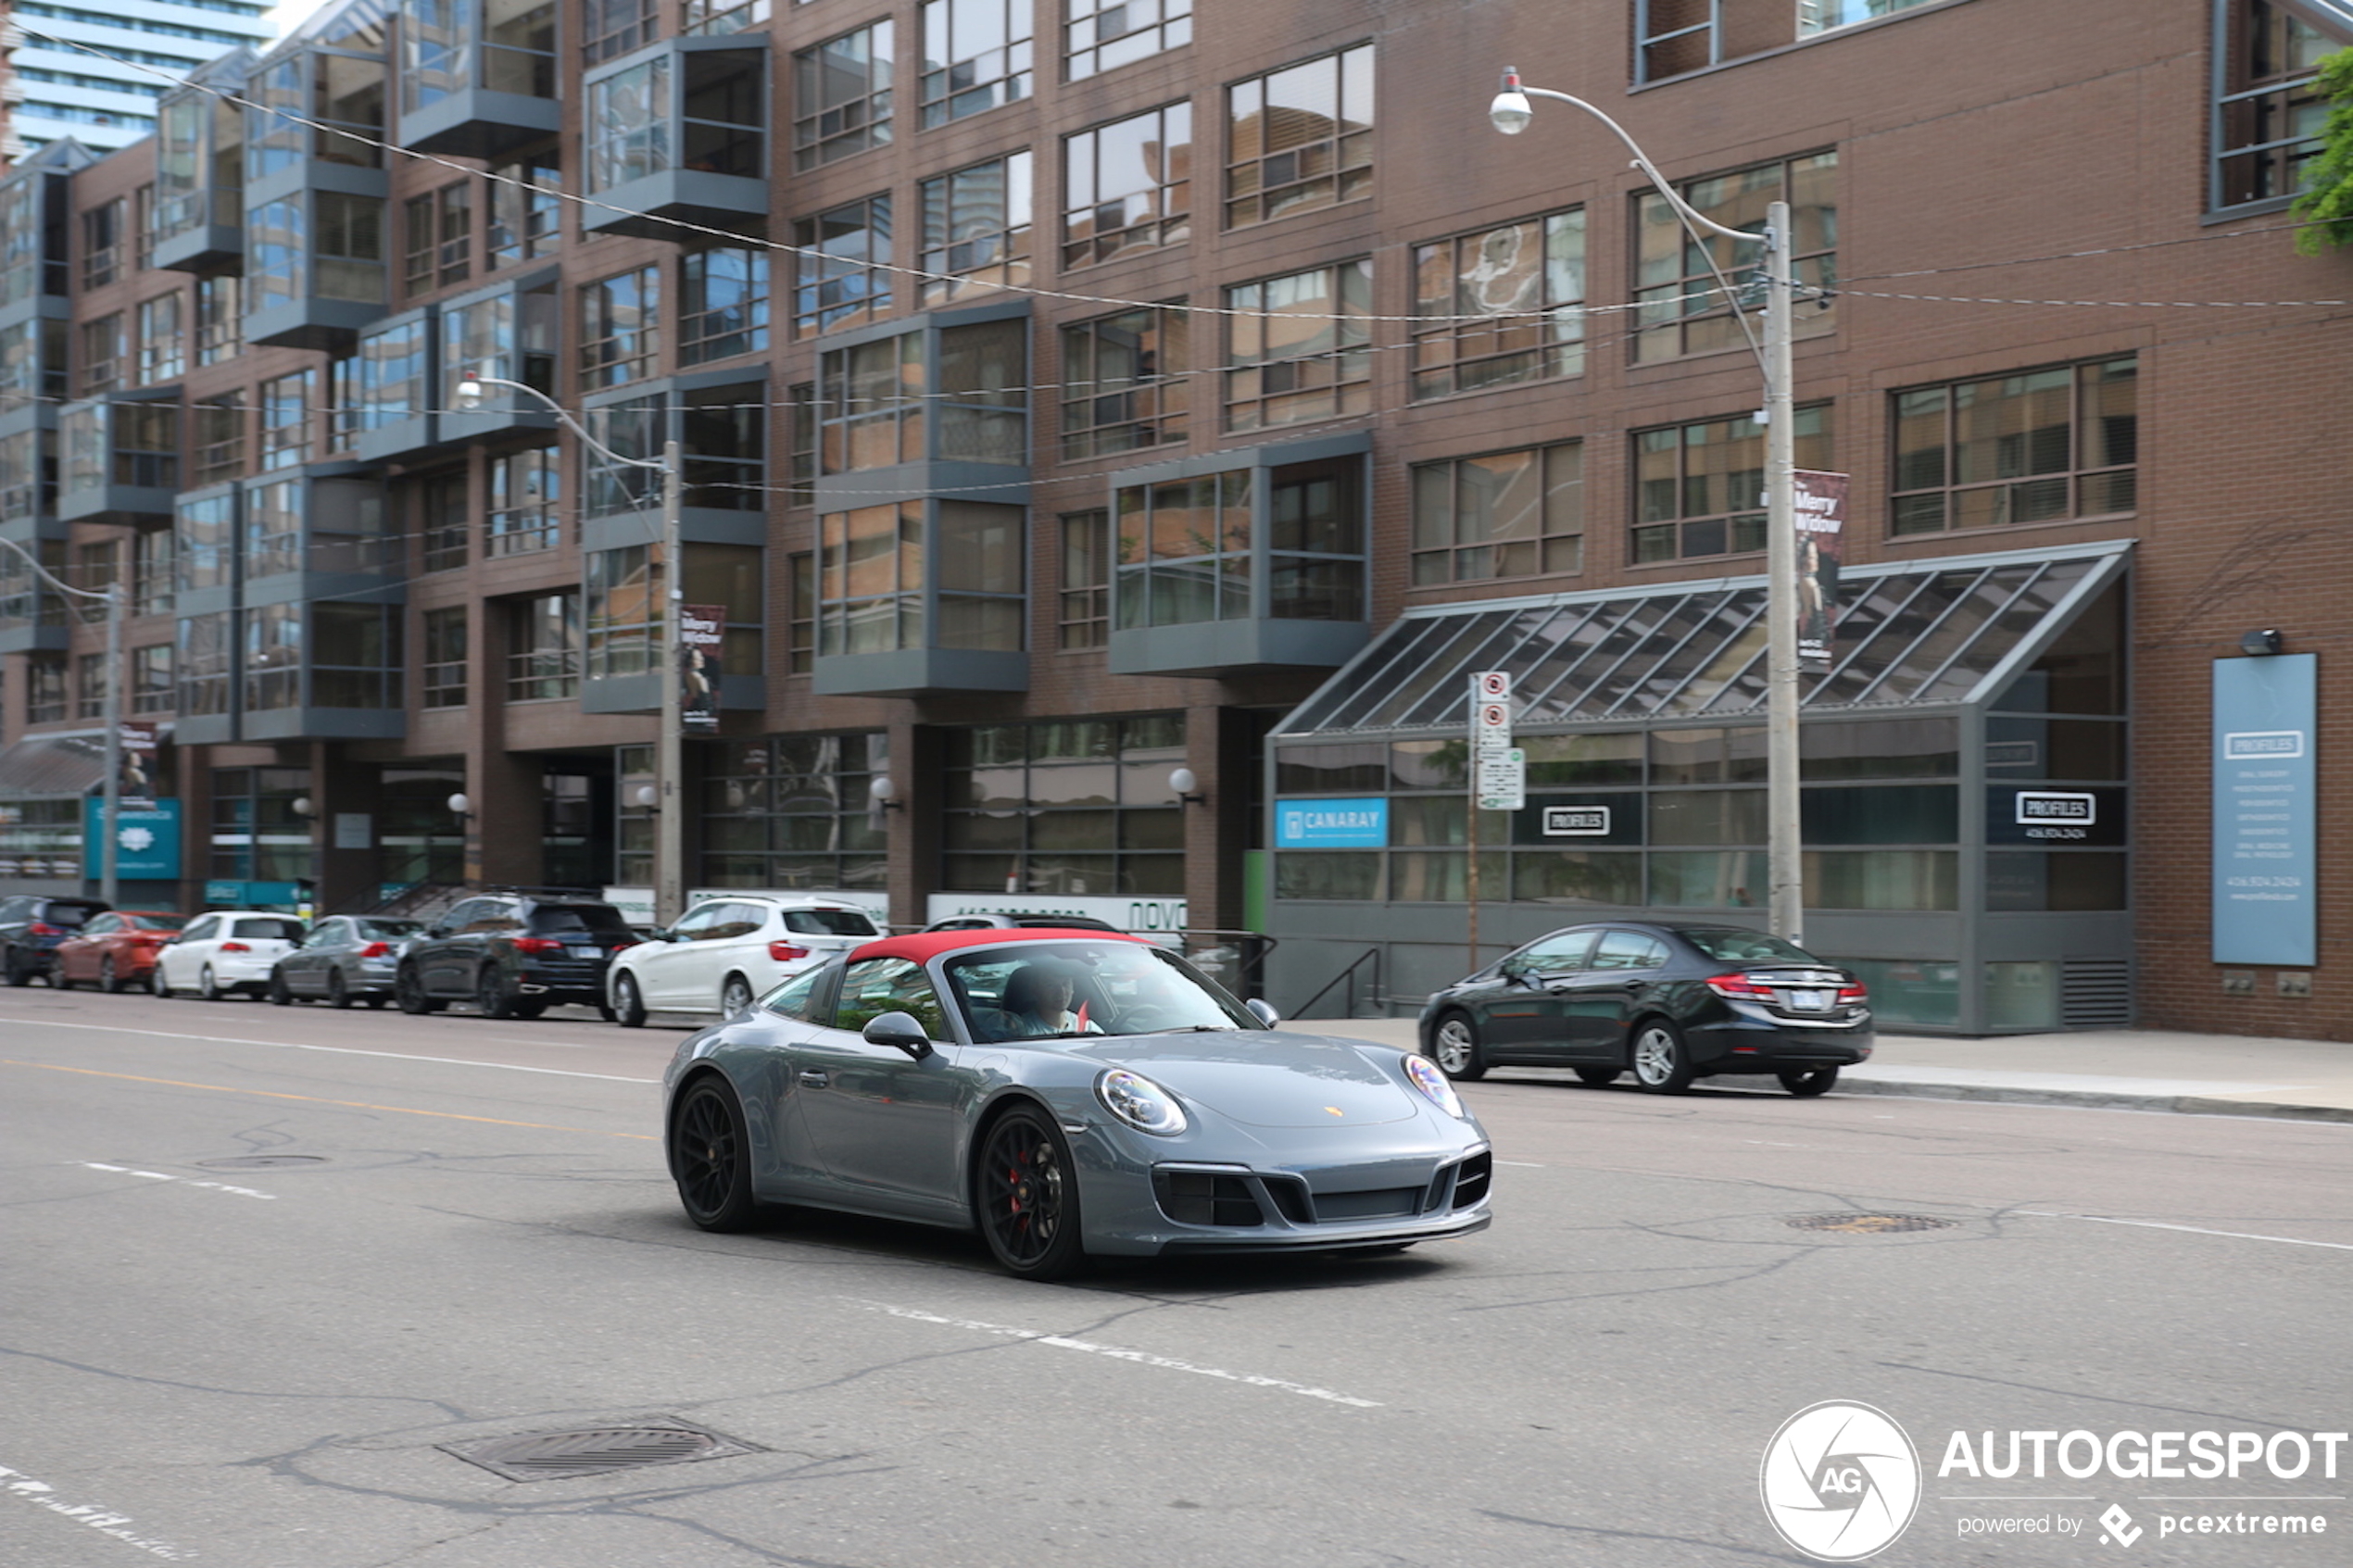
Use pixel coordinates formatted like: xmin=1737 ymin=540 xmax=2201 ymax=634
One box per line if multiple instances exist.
xmin=9 ymin=1018 xmax=660 ymax=1084
xmin=852 ymin=1300 xmax=1382 ymax=1408
xmin=2020 ymin=1210 xmax=2353 ymax=1252
xmin=80 ymin=1161 xmax=276 ymax=1200
xmin=0 ymin=1464 xmax=195 ymax=1560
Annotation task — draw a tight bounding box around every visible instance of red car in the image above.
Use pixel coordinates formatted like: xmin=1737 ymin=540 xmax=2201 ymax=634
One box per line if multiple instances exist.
xmin=54 ymin=911 xmax=188 ymax=992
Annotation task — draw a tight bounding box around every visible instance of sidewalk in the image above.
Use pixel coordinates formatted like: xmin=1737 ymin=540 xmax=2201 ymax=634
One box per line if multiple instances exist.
xmin=1276 ymin=1016 xmax=2353 ymax=1123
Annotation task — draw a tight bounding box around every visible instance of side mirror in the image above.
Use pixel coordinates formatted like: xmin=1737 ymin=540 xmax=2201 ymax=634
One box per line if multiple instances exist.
xmin=1246 ymin=998 xmax=1281 ymax=1027
xmin=862 ymin=1010 xmax=935 ymax=1060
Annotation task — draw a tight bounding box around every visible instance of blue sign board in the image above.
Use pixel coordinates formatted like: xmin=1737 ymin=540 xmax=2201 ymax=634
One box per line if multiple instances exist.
xmin=1275 ymin=797 xmax=1389 ymax=849
xmin=82 ymin=798 xmax=182 ymax=881
xmin=2212 ymin=654 xmax=2315 ymax=967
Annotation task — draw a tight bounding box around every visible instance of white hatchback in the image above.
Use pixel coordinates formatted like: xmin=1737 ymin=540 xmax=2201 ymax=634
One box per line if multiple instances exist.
xmin=153 ymin=910 xmax=309 ymax=1000
xmin=608 ymin=897 xmax=881 ymax=1024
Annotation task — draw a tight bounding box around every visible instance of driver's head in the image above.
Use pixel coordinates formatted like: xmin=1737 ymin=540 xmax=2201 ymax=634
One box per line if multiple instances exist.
xmin=1001 ymin=964 xmax=1072 ymax=1017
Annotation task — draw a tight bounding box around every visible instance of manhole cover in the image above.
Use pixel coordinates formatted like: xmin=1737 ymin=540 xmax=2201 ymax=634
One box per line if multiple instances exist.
xmin=441 ymin=1421 xmax=761 ymax=1483
xmin=1788 ymin=1212 xmax=1957 ymax=1234
xmin=196 ymin=1155 xmax=327 ymax=1169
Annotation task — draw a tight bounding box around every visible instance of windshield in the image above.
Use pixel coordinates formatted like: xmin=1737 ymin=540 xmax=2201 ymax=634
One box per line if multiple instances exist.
xmin=358 ymin=918 xmax=421 ymax=939
xmin=783 ymin=909 xmax=880 ymax=936
xmin=1680 ymin=928 xmax=1824 ymax=966
xmin=232 ymin=918 xmax=306 ymax=941
xmin=943 ymin=942 xmax=1260 ymax=1043
xmin=46 ymin=904 xmax=99 ymax=927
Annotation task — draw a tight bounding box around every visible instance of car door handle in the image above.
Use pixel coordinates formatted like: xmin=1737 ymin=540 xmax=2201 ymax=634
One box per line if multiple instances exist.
xmin=799 ymin=1070 xmax=829 ymax=1088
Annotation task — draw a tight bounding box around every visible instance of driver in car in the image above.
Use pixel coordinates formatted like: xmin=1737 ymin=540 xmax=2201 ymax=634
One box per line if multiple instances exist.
xmin=998 ymin=964 xmax=1101 ymax=1038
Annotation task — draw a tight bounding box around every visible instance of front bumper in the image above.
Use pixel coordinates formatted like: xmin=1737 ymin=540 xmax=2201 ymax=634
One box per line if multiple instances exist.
xmin=1079 ymin=1143 xmax=1496 ymax=1258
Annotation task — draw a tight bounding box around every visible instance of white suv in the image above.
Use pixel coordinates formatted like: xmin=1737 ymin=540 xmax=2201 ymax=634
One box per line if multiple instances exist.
xmin=608 ymin=896 xmax=881 ymax=1024
xmin=153 ymin=910 xmax=308 ymax=1000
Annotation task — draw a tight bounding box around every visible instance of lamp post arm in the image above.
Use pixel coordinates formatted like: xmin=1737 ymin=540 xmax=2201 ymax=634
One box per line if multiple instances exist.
xmin=458 ymin=372 xmax=667 ymax=472
xmin=0 ymin=533 xmax=116 ymax=603
xmin=1516 ymin=85 xmax=1761 ymax=243
xmin=0 ymin=535 xmax=132 ymax=904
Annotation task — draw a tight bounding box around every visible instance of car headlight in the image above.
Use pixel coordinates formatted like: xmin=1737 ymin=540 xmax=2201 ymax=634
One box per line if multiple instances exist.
xmin=1403 ymin=1054 xmax=1467 ymax=1119
xmin=1096 ymin=1068 xmax=1188 ymax=1135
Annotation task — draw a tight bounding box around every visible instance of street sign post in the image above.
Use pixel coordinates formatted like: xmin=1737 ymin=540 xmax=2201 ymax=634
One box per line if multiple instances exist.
xmin=1466 ymin=673 xmax=1516 ymax=968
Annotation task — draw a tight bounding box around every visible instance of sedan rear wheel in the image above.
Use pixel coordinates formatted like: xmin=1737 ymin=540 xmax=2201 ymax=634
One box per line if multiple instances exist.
xmin=100 ymin=956 xmax=123 ymax=994
xmin=975 ymin=1105 xmax=1088 ymax=1282
xmin=1630 ymin=1018 xmax=1695 ymax=1094
xmin=1779 ymin=1066 xmax=1840 ymax=1098
xmin=611 ymin=972 xmax=647 ymax=1029
xmin=671 ymin=1077 xmax=759 ymax=1232
xmin=268 ymin=971 xmax=293 ymax=1006
xmin=395 ymin=965 xmax=443 ymax=1015
xmin=151 ymin=963 xmax=173 ymax=998
xmin=198 ymin=966 xmax=224 ymax=1002
xmin=1430 ymin=1013 xmax=1488 ymax=1082
xmin=326 ymin=970 xmax=352 ymax=1010
xmin=477 ymin=966 xmax=520 ymax=1021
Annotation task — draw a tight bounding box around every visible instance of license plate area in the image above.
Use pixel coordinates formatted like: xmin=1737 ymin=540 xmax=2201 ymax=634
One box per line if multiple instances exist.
xmin=1784 ymin=988 xmax=1830 ymax=1012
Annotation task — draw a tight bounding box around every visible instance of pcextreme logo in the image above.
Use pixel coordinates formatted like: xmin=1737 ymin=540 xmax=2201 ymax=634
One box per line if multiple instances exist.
xmin=1760 ymin=1400 xmax=1924 ymax=1561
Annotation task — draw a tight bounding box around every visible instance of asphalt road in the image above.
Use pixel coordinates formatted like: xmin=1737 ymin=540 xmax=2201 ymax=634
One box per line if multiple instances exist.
xmin=4 ymin=986 xmax=2349 ymax=1568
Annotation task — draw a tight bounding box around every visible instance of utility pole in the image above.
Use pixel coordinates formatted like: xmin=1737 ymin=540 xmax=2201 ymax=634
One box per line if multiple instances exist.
xmin=1762 ymin=199 xmax=1802 ymax=947
xmin=656 ymin=436 xmax=686 ymax=929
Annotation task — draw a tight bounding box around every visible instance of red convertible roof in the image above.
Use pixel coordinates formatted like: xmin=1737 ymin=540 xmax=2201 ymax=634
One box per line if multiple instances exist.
xmin=847 ymin=927 xmax=1151 ymax=965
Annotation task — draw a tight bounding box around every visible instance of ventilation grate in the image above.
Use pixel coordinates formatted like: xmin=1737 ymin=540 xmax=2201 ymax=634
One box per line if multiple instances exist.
xmin=441 ymin=1420 xmax=761 ymax=1483
xmin=2061 ymin=959 xmax=2133 ymax=1027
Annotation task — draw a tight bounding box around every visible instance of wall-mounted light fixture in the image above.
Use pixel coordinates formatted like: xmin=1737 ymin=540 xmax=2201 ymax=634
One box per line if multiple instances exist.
xmin=629 ymin=782 xmax=661 ymax=809
xmin=447 ymin=792 xmax=473 ymax=820
xmin=291 ymin=797 xmax=315 ymax=819
xmin=2240 ymin=628 xmax=2284 ymax=657
xmin=1168 ymin=766 xmax=1206 ymax=805
xmin=869 ymin=776 xmax=904 ymax=811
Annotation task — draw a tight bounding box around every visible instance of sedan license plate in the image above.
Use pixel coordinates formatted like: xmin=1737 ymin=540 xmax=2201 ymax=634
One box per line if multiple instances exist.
xmin=1787 ymin=988 xmax=1829 ymax=1011
xmin=569 ymin=946 xmax=598 ymax=958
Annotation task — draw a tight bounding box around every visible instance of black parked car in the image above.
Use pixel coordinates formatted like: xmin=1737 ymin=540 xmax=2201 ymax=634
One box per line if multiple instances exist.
xmin=0 ymin=895 xmax=112 ymax=985
xmin=268 ymin=915 xmax=424 ymax=1009
xmin=1418 ymin=922 xmax=1873 ymax=1097
xmin=396 ymin=893 xmax=637 ymax=1019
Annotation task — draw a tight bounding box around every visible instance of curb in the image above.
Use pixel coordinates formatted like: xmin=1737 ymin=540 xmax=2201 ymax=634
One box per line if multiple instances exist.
xmin=1834 ymin=1074 xmax=2353 ymax=1124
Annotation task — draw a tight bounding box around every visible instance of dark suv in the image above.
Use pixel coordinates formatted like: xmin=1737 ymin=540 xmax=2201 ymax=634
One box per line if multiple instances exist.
xmin=0 ymin=896 xmax=112 ymax=985
xmin=396 ymin=893 xmax=638 ymax=1019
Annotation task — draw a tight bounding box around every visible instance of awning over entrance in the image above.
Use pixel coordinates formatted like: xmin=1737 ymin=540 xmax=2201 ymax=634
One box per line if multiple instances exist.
xmin=1276 ymin=540 xmax=2133 ymax=738
xmin=0 ymin=734 xmax=108 ymax=800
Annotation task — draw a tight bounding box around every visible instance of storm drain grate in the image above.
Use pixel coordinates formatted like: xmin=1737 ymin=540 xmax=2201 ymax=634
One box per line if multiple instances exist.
xmin=1787 ymin=1212 xmax=1957 ymax=1234
xmin=196 ymin=1155 xmax=327 ymax=1169
xmin=440 ymin=1420 xmax=762 ymax=1483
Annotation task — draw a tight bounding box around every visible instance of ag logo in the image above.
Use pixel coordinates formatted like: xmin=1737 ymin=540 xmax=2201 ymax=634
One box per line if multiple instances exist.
xmin=1759 ymin=1400 xmax=1921 ymax=1561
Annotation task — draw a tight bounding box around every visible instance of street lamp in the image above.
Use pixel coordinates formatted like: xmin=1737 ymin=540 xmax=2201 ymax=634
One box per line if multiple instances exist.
xmin=0 ymin=534 xmax=128 ymax=906
xmin=454 ymin=368 xmax=687 ymax=927
xmin=1487 ymin=69 xmax=1805 ymax=943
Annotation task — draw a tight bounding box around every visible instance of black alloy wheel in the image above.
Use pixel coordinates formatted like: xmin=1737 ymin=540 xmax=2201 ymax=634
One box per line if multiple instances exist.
xmin=1430 ymin=1012 xmax=1488 ymax=1082
xmin=720 ymin=974 xmax=755 ymax=1017
xmin=671 ymin=1077 xmax=759 ymax=1232
xmin=975 ymin=1105 xmax=1088 ymax=1281
xmin=611 ymin=972 xmax=648 ymax=1028
xmin=395 ymin=965 xmax=443 ymax=1015
xmin=1779 ymin=1066 xmax=1840 ymax=1098
xmin=326 ymin=970 xmax=352 ymax=1010
xmin=4 ymin=947 xmax=31 ymax=987
xmin=268 ymin=971 xmax=293 ymax=1006
xmin=1630 ymin=1018 xmax=1696 ymax=1094
xmin=477 ymin=966 xmax=520 ymax=1020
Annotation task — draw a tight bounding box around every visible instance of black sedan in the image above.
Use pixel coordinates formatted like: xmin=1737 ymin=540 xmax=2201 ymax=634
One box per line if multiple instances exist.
xmin=268 ymin=915 xmax=423 ymax=1008
xmin=1418 ymin=922 xmax=1872 ymax=1096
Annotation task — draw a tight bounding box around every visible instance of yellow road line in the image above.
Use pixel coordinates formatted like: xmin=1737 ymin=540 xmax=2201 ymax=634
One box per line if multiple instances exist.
xmin=3 ymin=1060 xmax=658 ymax=1140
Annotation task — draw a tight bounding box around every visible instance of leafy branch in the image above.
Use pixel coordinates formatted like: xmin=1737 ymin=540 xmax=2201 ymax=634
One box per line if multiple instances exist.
xmin=2292 ymin=47 xmax=2353 ymax=255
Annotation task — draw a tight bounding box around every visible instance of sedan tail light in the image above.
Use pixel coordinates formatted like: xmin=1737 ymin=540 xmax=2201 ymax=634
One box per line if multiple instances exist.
xmin=510 ymin=936 xmax=563 ymax=955
xmin=357 ymin=941 xmax=392 ymax=958
xmin=768 ymin=941 xmax=809 ymax=963
xmin=27 ymin=922 xmax=57 ymax=936
xmin=1837 ymin=982 xmax=1869 ymax=1003
xmin=220 ymin=942 xmax=251 ymax=954
xmin=1704 ymin=972 xmax=1777 ymax=1000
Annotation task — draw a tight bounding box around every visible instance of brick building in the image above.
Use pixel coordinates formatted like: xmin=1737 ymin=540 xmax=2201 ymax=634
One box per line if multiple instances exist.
xmin=0 ymin=0 xmax=2347 ymax=1035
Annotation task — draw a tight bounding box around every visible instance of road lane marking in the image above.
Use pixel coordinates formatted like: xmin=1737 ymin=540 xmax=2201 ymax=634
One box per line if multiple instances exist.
xmin=3 ymin=1060 xmax=657 ymax=1140
xmin=2021 ymin=1210 xmax=2353 ymax=1252
xmin=80 ymin=1161 xmax=276 ymax=1199
xmin=852 ymin=1300 xmax=1380 ymax=1408
xmin=0 ymin=1017 xmax=661 ymax=1085
xmin=0 ymin=1464 xmax=194 ymax=1560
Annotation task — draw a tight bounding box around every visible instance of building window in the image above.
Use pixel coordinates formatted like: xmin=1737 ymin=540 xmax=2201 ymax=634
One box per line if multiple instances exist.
xmin=786 ymin=551 xmax=814 ymax=673
xmin=318 ymin=193 xmax=389 ymax=305
xmin=1891 ymin=358 xmax=2137 ymax=536
xmin=403 ymin=182 xmax=472 ymax=297
xmin=1059 ymin=509 xmax=1110 ymax=648
xmin=1061 ymin=304 xmax=1186 ymax=459
xmin=819 ymin=332 xmax=923 ymax=470
xmin=586 ymin=545 xmax=658 ymax=677
xmin=683 ymin=383 xmax=766 ymax=511
xmin=132 ymin=644 xmax=174 ymax=715
xmin=1412 ymin=210 xmax=1584 ymax=400
xmin=28 ymin=658 xmax=68 ymax=725
xmin=83 ymin=198 xmax=124 ymax=289
xmin=81 ymin=314 xmax=125 ymax=395
xmin=794 ymin=20 xmax=894 ymax=170
xmin=488 ymin=149 xmax=562 ymax=267
xmin=72 ymin=543 xmax=119 ymax=632
xmin=328 ymin=356 xmax=364 ymax=454
xmin=582 ymin=0 xmax=660 ymax=64
xmin=245 ymin=602 xmax=304 ymax=711
xmin=413 ymin=472 xmax=469 ymax=573
xmin=792 ymin=194 xmax=892 ymax=339
xmin=920 ymin=0 xmax=1031 ymax=127
xmin=685 ymin=542 xmax=765 ymax=675
xmin=133 ymin=184 xmax=156 ymax=273
xmin=488 ymin=447 xmax=561 ymax=556
xmin=1063 ymin=101 xmax=1190 ymax=268
xmin=422 ymin=606 xmax=468 ymax=708
xmin=1633 ymin=406 xmax=1834 ymax=563
xmin=133 ymin=527 xmax=174 ymax=618
xmin=445 ymin=281 xmax=558 ymax=402
xmin=1067 ymin=0 xmax=1190 ymax=81
xmin=2213 ymin=0 xmax=2334 ymax=208
xmin=1413 ymin=444 xmax=1584 ymax=586
xmin=681 ymin=247 xmax=770 ymax=364
xmin=685 ymin=0 xmax=770 ymax=33
xmin=259 ymin=370 xmax=315 ymax=469
xmin=207 ymin=766 xmax=314 ymax=881
xmin=178 ymin=612 xmax=233 ymax=717
xmin=312 ymin=603 xmax=404 ymax=709
xmin=1224 ymin=259 xmax=1371 ymax=433
xmin=920 ymin=151 xmax=1032 ymax=306
xmin=509 ymin=592 xmax=582 ymax=700
xmin=581 ymin=265 xmax=660 ymax=389
xmin=193 ymin=396 xmax=244 ymax=486
xmin=699 ymin=734 xmax=889 ymax=893
xmin=195 ymin=275 xmax=240 ymax=365
xmin=359 ymin=317 xmax=428 ymax=436
xmin=1640 ymin=0 xmax=1945 ymax=81
xmin=584 ymin=395 xmax=662 ymax=518
xmin=76 ymin=652 xmax=107 ymax=720
xmin=1635 ymin=152 xmax=1837 ymax=363
xmin=1114 ymin=455 xmax=1365 ymax=628
xmin=135 ymin=294 xmax=185 ymax=385
xmin=787 ymin=382 xmax=816 ymax=507
xmin=940 ymin=716 xmax=1187 ymax=897
xmin=1225 ymin=44 xmax=1373 ymax=230
xmin=245 ymin=478 xmax=303 ymax=580
xmin=817 ymin=500 xmax=1024 ymax=656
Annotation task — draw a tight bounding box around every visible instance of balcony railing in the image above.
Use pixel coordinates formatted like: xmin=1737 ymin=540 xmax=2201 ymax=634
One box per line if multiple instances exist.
xmin=485 ymin=503 xmax=560 ymax=557
xmin=506 ymin=645 xmax=580 ymax=701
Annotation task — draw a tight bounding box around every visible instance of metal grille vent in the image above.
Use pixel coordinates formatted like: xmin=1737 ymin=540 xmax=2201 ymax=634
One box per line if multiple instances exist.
xmin=2062 ymin=959 xmax=2133 ymax=1027
xmin=441 ymin=1421 xmax=761 ymax=1483
xmin=1787 ymin=1213 xmax=1956 ymax=1234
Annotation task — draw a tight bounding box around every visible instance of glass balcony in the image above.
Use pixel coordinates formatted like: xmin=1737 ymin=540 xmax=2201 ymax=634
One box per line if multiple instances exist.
xmin=243 ymin=190 xmax=391 ymax=350
xmin=399 ymin=0 xmax=561 ymax=156
xmin=151 ymin=54 xmax=256 ymax=274
xmin=57 ymin=395 xmax=182 ymax=523
xmin=580 ymin=39 xmax=768 ymax=241
xmin=352 ymin=310 xmax=436 ymax=461
xmin=437 ymin=274 xmax=559 ymax=444
xmin=0 ymin=146 xmax=89 ymax=327
xmin=239 ymin=598 xmax=407 ymax=741
xmin=240 ymin=472 xmax=397 ymax=601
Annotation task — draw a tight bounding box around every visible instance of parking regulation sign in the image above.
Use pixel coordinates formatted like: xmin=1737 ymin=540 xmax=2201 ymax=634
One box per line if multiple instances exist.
xmin=1477 ymin=747 xmax=1526 ymax=811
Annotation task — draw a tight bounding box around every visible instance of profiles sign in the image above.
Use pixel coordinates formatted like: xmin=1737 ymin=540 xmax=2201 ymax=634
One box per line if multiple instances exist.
xmin=1541 ymin=806 xmax=1611 ymax=836
xmin=1985 ymin=786 xmax=2124 ymax=847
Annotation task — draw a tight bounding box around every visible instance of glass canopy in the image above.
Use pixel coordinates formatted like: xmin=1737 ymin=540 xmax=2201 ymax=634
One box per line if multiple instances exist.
xmin=1276 ymin=541 xmax=2131 ymax=738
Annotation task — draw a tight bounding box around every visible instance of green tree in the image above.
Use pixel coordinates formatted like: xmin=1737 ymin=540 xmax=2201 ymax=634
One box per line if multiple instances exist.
xmin=2292 ymin=48 xmax=2353 ymax=255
